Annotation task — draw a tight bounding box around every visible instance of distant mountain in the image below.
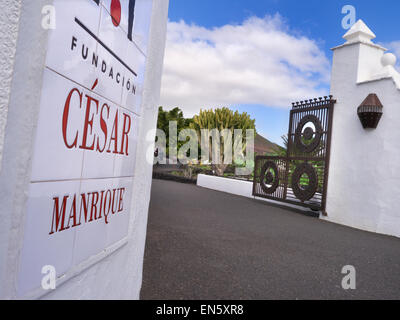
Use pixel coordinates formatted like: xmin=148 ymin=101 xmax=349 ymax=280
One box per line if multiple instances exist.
xmin=254 ymin=134 xmax=283 ymax=155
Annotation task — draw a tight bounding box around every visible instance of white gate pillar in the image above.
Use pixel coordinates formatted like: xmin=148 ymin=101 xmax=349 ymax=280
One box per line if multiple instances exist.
xmin=325 ymin=20 xmax=400 ymax=237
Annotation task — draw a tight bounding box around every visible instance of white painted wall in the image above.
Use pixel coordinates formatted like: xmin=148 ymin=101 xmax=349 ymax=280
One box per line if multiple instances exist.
xmin=0 ymin=0 xmax=168 ymax=299
xmin=324 ymin=20 xmax=400 ymax=238
xmin=197 ymin=174 xmax=316 ymax=213
xmin=0 ymin=0 xmax=22 ymax=171
xmin=197 ymin=174 xmax=253 ymax=198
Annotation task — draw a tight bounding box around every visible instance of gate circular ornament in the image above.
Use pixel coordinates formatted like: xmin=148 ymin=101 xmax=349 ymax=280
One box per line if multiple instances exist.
xmin=260 ymin=161 xmax=279 ymax=194
xmin=303 ymin=127 xmax=314 ymax=140
xmin=291 ymin=162 xmax=318 ymax=202
xmin=294 ymin=115 xmax=323 ymax=153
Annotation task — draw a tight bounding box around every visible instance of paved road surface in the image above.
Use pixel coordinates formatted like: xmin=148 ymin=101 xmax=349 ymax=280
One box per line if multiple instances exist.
xmin=141 ymin=179 xmax=400 ymax=299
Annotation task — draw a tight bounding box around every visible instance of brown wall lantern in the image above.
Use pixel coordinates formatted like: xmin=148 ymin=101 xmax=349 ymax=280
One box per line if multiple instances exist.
xmin=357 ymin=93 xmax=383 ymax=129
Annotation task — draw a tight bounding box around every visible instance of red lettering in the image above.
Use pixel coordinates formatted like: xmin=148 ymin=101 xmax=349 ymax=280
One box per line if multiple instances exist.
xmin=107 ymin=110 xmax=119 ymax=154
xmin=49 ymin=187 xmax=127 ymax=233
xmin=118 ymin=188 xmax=125 ymax=212
xmin=67 ymin=195 xmax=78 ymax=228
xmin=62 ymin=84 xmax=133 ymax=157
xmin=90 ymin=192 xmax=99 ymax=221
xmin=111 ymin=189 xmax=118 ymax=214
xmin=98 ymin=190 xmax=105 ymax=219
xmin=80 ymin=95 xmax=99 ymax=150
xmin=62 ymin=88 xmax=82 ymax=149
xmin=50 ymin=196 xmax=69 ymax=235
xmin=79 ymin=193 xmax=90 ymax=224
xmin=96 ymin=103 xmax=110 ymax=152
xmin=103 ymin=190 xmax=112 ymax=217
xmin=120 ymin=113 xmax=131 ymax=155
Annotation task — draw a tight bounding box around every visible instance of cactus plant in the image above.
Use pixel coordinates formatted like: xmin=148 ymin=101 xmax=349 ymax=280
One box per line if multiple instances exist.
xmin=190 ymin=108 xmax=255 ymax=176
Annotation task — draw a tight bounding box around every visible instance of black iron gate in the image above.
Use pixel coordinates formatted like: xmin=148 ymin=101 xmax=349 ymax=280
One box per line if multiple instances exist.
xmin=252 ymin=96 xmax=335 ymax=214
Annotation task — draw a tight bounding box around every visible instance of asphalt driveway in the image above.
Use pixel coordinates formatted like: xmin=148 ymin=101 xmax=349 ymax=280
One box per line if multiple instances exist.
xmin=141 ymin=179 xmax=400 ymax=299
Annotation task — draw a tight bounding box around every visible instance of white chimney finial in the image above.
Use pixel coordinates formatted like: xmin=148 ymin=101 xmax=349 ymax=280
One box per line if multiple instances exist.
xmin=343 ymin=19 xmax=376 ymax=44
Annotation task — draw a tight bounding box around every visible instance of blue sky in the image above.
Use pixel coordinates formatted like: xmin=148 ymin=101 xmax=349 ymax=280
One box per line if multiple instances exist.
xmin=163 ymin=0 xmax=400 ymax=146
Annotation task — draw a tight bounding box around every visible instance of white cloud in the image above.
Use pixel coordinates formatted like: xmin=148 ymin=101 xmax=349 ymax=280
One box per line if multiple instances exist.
xmin=160 ymin=14 xmax=330 ymax=117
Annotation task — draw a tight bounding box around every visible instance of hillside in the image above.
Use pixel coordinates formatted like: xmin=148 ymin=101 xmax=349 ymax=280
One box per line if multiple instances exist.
xmin=254 ymin=134 xmax=282 ymax=155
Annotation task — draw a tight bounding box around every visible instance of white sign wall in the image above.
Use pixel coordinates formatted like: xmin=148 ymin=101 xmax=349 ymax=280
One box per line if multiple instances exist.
xmin=17 ymin=0 xmax=153 ymax=297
